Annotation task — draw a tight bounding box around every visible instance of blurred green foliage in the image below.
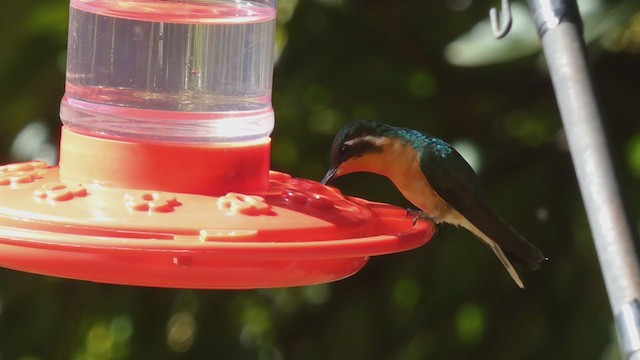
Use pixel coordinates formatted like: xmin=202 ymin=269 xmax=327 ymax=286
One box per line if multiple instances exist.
xmin=1 ymin=0 xmax=640 ymax=359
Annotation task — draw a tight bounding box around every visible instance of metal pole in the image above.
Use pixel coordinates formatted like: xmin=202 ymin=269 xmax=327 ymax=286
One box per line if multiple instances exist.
xmin=525 ymin=0 xmax=640 ymax=358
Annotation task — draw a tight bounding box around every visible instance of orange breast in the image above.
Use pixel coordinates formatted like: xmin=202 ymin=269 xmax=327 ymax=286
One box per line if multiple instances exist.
xmin=338 ymin=140 xmax=451 ymax=221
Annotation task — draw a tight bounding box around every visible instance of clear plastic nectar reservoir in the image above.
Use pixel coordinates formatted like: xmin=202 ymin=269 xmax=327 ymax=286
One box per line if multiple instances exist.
xmin=61 ymin=0 xmax=276 ymax=142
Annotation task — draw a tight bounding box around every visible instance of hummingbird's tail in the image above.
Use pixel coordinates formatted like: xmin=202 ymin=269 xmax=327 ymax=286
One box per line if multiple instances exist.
xmin=448 ymin=199 xmax=545 ymax=288
xmin=464 ymin=221 xmax=526 ymax=288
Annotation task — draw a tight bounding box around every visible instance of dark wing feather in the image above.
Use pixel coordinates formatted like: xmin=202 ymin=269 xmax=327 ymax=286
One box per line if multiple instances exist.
xmin=419 ymin=139 xmax=545 ymax=270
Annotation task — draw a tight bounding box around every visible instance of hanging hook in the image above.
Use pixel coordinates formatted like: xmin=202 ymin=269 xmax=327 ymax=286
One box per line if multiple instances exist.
xmin=489 ymin=0 xmax=513 ymax=39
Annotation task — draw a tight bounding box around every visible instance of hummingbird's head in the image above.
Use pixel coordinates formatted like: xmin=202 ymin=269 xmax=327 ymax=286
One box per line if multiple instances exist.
xmin=321 ymin=120 xmax=396 ymax=184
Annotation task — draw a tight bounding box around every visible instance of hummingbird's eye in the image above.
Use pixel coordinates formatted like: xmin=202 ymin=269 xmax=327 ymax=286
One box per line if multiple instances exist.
xmin=339 ymin=142 xmax=361 ymax=162
xmin=340 ymin=143 xmax=354 ymax=156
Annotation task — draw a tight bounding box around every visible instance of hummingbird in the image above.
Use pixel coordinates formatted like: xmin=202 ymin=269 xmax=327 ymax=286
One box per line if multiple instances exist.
xmin=321 ymin=120 xmax=544 ymax=288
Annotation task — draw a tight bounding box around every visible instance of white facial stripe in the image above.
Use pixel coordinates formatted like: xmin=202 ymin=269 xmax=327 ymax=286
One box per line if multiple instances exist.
xmin=344 ymin=136 xmax=390 ymax=147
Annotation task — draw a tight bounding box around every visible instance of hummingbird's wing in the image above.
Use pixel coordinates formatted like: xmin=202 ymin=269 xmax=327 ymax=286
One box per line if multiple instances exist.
xmin=419 ymin=142 xmax=545 ymax=272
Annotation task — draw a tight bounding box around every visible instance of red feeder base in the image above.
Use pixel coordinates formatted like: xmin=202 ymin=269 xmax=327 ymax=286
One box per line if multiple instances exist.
xmin=0 ymin=129 xmax=434 ymax=289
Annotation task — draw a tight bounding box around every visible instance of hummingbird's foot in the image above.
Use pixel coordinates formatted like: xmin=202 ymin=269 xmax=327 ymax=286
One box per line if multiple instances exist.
xmin=406 ymin=208 xmax=435 ymax=226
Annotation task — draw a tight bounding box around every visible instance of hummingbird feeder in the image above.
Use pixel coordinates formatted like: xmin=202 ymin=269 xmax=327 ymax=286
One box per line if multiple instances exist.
xmin=0 ymin=0 xmax=434 ymax=289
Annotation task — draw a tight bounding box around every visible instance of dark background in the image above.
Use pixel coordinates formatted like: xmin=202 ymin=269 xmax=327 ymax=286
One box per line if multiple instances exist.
xmin=1 ymin=0 xmax=640 ymax=359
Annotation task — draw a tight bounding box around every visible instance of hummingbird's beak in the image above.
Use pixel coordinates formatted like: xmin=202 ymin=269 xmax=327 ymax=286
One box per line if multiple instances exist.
xmin=321 ymin=167 xmax=338 ymax=185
